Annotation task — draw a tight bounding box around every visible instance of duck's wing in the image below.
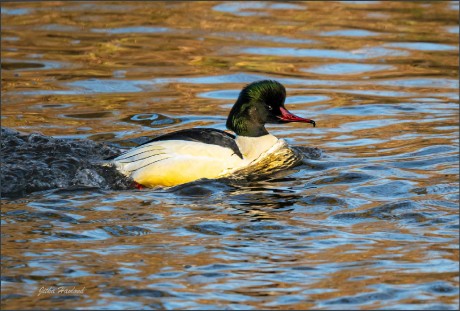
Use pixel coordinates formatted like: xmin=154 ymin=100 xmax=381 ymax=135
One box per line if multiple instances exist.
xmin=113 ymin=143 xmax=171 ymax=175
xmin=142 ymin=128 xmax=243 ymax=159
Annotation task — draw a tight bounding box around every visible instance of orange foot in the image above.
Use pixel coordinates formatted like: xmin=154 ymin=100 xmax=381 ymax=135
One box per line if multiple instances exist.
xmin=134 ymin=182 xmax=144 ymax=190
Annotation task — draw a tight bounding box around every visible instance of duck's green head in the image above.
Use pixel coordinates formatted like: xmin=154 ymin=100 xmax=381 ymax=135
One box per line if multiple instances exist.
xmin=226 ymin=80 xmax=316 ymax=137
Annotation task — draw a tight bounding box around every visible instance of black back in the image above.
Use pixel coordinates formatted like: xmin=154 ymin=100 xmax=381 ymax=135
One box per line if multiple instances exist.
xmin=142 ymin=128 xmax=243 ymax=159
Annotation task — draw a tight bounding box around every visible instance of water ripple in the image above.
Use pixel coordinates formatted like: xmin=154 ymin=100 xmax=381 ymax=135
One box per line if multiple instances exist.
xmin=2 ymin=1 xmax=458 ymax=310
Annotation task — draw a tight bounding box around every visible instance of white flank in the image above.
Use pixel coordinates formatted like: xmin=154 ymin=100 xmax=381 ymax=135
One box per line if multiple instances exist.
xmin=113 ymin=135 xmax=281 ymax=187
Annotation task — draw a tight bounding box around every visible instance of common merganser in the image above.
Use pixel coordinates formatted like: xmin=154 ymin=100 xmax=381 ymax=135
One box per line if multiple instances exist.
xmin=113 ymin=80 xmax=315 ymax=187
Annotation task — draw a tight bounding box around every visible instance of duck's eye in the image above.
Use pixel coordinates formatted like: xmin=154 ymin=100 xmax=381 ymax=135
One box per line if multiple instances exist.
xmin=268 ymin=106 xmax=273 ymax=111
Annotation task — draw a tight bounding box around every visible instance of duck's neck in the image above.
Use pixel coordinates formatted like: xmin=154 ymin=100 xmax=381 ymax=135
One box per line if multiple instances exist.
xmin=235 ymin=134 xmax=279 ymax=161
xmin=226 ymin=102 xmax=269 ymax=137
xmin=228 ymin=119 xmax=268 ymax=137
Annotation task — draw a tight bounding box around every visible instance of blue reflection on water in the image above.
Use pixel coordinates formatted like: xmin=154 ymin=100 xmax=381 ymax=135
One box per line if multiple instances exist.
xmin=320 ymin=29 xmax=379 ymax=37
xmin=1 ymin=8 xmax=31 ymax=15
xmin=92 ymin=26 xmax=171 ymax=34
xmin=302 ymin=63 xmax=393 ymax=75
xmin=385 ymin=42 xmax=457 ymax=51
xmin=217 ymin=32 xmax=315 ymax=44
xmin=213 ymin=2 xmax=304 ymax=16
xmin=376 ymin=78 xmax=459 ymax=89
xmin=446 ymin=26 xmax=459 ymax=34
xmin=241 ymin=46 xmax=408 ymax=59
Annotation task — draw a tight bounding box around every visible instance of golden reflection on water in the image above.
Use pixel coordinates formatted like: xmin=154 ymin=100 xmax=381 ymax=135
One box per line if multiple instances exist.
xmin=1 ymin=0 xmax=459 ymax=310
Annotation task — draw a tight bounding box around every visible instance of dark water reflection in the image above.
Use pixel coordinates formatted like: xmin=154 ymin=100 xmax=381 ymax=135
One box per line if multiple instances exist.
xmin=1 ymin=1 xmax=459 ymax=310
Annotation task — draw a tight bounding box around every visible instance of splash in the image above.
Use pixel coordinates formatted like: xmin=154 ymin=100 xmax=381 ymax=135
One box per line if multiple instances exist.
xmin=229 ymin=139 xmax=322 ymax=182
xmin=1 ymin=127 xmax=133 ymax=198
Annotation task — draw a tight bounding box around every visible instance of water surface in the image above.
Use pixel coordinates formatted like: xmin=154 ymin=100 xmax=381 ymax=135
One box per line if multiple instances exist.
xmin=1 ymin=1 xmax=459 ymax=310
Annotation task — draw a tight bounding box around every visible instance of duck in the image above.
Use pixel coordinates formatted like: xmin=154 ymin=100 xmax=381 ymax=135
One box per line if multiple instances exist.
xmin=113 ymin=80 xmax=316 ymax=187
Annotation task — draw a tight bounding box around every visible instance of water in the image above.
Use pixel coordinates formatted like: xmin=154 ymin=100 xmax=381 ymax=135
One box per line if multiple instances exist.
xmin=1 ymin=1 xmax=459 ymax=309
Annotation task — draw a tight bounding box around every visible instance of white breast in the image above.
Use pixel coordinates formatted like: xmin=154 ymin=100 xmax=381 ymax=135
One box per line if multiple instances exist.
xmin=235 ymin=134 xmax=279 ymax=162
